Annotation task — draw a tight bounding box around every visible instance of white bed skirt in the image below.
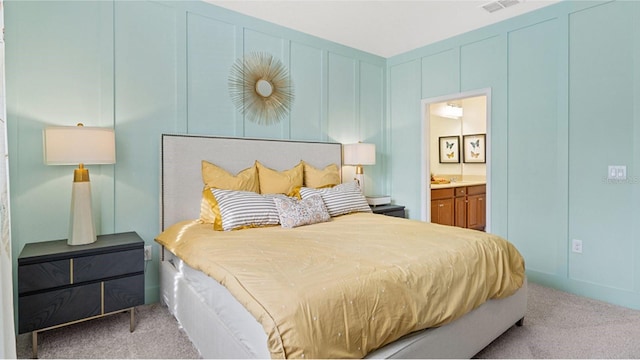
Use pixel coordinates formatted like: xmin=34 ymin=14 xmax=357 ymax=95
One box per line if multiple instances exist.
xmin=160 ymin=249 xmax=527 ymax=359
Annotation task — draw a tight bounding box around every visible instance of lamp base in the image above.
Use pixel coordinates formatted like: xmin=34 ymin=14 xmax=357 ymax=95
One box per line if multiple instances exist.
xmin=68 ymin=181 xmax=96 ymax=246
xmin=354 ymin=173 xmax=365 ymax=195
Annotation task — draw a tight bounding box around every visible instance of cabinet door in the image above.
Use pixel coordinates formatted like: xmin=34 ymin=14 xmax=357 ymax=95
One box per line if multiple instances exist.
xmin=467 ymin=194 xmax=486 ymax=230
xmin=454 ymin=196 xmax=467 ymax=228
xmin=430 ymin=200 xmax=439 ymax=223
xmin=431 ymin=199 xmax=454 ymax=226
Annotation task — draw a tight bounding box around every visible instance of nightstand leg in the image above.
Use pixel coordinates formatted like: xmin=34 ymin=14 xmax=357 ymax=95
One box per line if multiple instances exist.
xmin=31 ymin=331 xmax=38 ymax=358
xmin=129 ymin=307 xmax=135 ymax=332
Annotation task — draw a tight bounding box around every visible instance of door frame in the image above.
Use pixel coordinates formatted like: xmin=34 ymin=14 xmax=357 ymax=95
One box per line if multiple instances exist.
xmin=420 ymin=88 xmax=492 ymax=232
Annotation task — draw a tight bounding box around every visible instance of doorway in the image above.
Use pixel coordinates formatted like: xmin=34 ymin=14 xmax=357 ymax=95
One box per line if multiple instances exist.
xmin=420 ymin=88 xmax=491 ymax=232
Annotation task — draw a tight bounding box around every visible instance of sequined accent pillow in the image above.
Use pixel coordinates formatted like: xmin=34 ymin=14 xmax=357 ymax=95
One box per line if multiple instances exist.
xmin=273 ymin=194 xmax=331 ymax=228
xmin=299 ymin=181 xmax=372 ymax=217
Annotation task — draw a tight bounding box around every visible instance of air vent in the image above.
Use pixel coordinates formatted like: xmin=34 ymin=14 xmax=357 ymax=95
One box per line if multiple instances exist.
xmin=481 ymin=0 xmax=520 ymax=13
xmin=499 ymin=0 xmax=520 ymax=8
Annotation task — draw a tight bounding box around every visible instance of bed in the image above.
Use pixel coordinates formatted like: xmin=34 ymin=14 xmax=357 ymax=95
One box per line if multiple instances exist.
xmin=156 ymin=134 xmax=527 ymax=359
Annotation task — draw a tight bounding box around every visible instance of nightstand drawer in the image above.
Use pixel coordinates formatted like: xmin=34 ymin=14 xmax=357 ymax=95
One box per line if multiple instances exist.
xmin=74 ymin=248 xmax=144 ymax=283
xmin=104 ymin=274 xmax=145 ymax=313
xmin=18 ymin=259 xmax=70 ymax=294
xmin=371 ymin=204 xmax=406 ymax=218
xmin=384 ymin=209 xmax=406 ymax=218
xmin=19 ymin=283 xmax=101 ymax=333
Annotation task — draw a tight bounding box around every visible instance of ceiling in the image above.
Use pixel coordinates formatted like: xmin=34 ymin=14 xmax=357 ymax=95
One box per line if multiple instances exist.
xmin=207 ymin=0 xmax=560 ymax=58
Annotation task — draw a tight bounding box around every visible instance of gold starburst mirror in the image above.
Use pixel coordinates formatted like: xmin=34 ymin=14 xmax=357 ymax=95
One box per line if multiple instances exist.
xmin=228 ymin=52 xmax=294 ymax=125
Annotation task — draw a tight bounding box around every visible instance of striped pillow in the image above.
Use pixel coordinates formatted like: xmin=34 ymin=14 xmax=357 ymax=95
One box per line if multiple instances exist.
xmin=299 ymin=181 xmax=372 ymax=217
xmin=210 ymin=188 xmax=286 ymax=231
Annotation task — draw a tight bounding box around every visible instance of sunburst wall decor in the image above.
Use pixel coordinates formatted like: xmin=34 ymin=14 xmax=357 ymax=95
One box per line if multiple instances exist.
xmin=228 ymin=52 xmax=294 ymax=126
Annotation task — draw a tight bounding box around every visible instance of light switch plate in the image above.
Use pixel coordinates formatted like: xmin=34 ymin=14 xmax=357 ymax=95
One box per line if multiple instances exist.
xmin=608 ymin=165 xmax=626 ymax=180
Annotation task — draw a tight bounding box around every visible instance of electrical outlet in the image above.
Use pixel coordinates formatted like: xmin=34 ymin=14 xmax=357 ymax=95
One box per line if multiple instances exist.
xmin=572 ymin=239 xmax=582 ymax=254
xmin=144 ymin=245 xmax=152 ymax=261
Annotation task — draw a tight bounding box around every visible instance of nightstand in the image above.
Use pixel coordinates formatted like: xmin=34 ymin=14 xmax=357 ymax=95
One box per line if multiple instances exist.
xmin=18 ymin=232 xmax=145 ymax=358
xmin=371 ymin=204 xmax=406 ymax=218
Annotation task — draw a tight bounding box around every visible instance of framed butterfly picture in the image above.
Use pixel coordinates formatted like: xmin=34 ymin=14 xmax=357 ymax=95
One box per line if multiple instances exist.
xmin=463 ymin=134 xmax=486 ymax=163
xmin=438 ymin=136 xmax=460 ymax=163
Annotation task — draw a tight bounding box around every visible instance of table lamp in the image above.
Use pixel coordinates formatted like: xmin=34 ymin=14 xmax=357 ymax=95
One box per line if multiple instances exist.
xmin=43 ymin=123 xmax=116 ymax=246
xmin=343 ymin=142 xmax=375 ymax=194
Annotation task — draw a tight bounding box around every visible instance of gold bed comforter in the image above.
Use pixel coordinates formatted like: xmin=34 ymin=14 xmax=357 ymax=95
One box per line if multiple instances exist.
xmin=156 ymin=213 xmax=525 ymax=359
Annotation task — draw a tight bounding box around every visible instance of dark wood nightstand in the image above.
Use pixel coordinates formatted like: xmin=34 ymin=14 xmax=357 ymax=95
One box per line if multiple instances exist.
xmin=18 ymin=232 xmax=145 ymax=358
xmin=371 ymin=204 xmax=406 ymax=218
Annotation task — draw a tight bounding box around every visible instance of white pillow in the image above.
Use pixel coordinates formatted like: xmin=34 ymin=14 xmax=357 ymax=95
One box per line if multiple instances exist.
xmin=299 ymin=181 xmax=372 ymax=217
xmin=210 ymin=188 xmax=286 ymax=231
xmin=273 ymin=194 xmax=331 ymax=228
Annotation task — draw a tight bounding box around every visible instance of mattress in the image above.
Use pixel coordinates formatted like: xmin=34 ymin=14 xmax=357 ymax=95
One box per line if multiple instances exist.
xmin=166 ymin=252 xmax=270 ymax=357
xmin=156 ymin=213 xmax=525 ymax=358
xmin=161 ymin=246 xmax=528 ymax=359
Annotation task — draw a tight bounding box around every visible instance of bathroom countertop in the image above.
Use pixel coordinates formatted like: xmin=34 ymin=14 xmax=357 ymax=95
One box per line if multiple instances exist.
xmin=430 ymin=180 xmax=486 ymax=189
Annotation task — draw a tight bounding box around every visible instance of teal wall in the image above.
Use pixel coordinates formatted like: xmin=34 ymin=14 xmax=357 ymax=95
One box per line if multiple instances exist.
xmin=5 ymin=0 xmax=387 ymax=315
xmin=388 ymin=0 xmax=640 ymax=309
xmin=7 ymin=0 xmax=640 ymax=323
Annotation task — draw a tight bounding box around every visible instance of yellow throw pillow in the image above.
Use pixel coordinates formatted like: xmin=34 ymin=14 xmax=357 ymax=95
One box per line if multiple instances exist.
xmin=201 ymin=160 xmax=259 ymax=193
xmin=200 ymin=161 xmax=259 ymax=228
xmin=303 ymin=162 xmax=340 ymax=188
xmin=200 ymin=187 xmax=224 ymax=231
xmin=256 ymin=161 xmax=304 ymax=196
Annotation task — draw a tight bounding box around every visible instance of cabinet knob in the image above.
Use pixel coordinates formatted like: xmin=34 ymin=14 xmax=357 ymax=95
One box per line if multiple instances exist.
xmin=439 ymin=204 xmax=444 ymax=207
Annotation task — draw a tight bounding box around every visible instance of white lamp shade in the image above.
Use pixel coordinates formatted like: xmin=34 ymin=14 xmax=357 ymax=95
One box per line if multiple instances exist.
xmin=44 ymin=126 xmax=116 ymax=165
xmin=343 ymin=143 xmax=376 ymax=165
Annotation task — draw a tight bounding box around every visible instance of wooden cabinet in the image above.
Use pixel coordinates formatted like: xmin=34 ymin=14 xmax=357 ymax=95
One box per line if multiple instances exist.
xmin=431 ymin=184 xmax=485 ymax=231
xmin=431 ymin=188 xmax=455 ymax=226
xmin=18 ymin=232 xmax=145 ymax=357
xmin=466 ymin=185 xmax=486 ymax=230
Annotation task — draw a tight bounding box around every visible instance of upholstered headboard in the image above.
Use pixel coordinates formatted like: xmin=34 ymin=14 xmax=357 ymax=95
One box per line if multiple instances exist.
xmin=160 ymin=134 xmax=342 ymax=230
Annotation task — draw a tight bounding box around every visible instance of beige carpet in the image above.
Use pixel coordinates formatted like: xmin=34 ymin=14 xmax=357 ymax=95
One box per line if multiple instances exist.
xmin=16 ymin=303 xmax=200 ymax=359
xmin=16 ymin=283 xmax=640 ymax=359
xmin=475 ymin=283 xmax=640 ymax=359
